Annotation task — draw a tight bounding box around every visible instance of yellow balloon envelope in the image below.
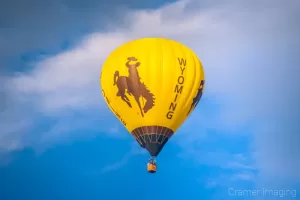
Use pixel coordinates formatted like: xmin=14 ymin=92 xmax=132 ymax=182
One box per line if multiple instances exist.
xmin=100 ymin=38 xmax=205 ymax=165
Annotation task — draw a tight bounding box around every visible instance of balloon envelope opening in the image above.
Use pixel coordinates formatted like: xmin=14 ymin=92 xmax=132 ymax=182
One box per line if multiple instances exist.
xmin=144 ymin=139 xmax=168 ymax=156
xmin=131 ymin=126 xmax=173 ymax=157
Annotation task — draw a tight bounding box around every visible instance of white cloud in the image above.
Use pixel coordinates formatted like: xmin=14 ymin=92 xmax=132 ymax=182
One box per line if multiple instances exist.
xmin=1 ymin=0 xmax=300 ymax=186
xmin=10 ymin=34 xmax=128 ymax=112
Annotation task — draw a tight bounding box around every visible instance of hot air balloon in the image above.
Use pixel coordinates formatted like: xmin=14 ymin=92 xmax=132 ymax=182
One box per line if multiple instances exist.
xmin=100 ymin=38 xmax=205 ymax=173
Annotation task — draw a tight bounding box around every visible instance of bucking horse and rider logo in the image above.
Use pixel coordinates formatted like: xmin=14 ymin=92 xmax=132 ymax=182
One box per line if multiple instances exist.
xmin=112 ymin=56 xmax=204 ymax=118
xmin=113 ymin=57 xmax=155 ymax=117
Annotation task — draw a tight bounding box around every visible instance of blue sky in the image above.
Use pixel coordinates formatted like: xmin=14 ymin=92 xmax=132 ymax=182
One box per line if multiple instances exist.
xmin=1 ymin=0 xmax=300 ymax=200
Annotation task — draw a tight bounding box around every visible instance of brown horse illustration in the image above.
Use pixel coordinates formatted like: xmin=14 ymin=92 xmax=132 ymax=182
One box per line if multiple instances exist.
xmin=113 ymin=57 xmax=155 ymax=117
xmin=187 ymin=80 xmax=205 ymax=115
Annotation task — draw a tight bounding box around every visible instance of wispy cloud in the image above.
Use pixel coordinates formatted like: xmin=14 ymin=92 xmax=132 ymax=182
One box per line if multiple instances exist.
xmin=100 ymin=143 xmax=147 ymax=174
xmin=222 ymin=154 xmax=256 ymax=170
xmin=230 ymin=171 xmax=255 ymax=181
xmin=181 ymin=149 xmax=256 ymax=171
xmin=223 ymin=161 xmax=255 ymax=171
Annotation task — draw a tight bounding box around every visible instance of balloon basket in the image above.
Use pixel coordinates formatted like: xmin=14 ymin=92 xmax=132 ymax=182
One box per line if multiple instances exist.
xmin=147 ymin=157 xmax=157 ymax=173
